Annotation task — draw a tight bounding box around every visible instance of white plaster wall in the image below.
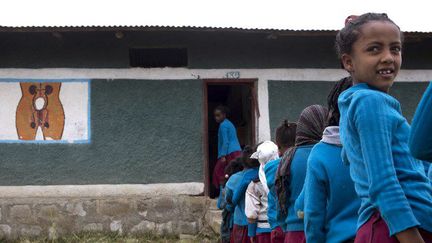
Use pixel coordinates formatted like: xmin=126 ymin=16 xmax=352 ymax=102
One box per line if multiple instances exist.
xmin=61 ymin=82 xmax=89 ymax=142
xmin=0 ymin=83 xmax=21 ymax=139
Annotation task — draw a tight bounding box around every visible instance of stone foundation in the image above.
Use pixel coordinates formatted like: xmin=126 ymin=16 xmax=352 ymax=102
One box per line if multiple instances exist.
xmin=0 ymin=183 xmax=217 ymax=239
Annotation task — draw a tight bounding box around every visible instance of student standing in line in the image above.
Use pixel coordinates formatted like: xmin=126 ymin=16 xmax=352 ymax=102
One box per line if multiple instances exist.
xmin=301 ymin=77 xmax=360 ymax=243
xmin=245 ymin=141 xmax=280 ymax=243
xmin=213 ymin=105 xmax=242 ymax=190
xmin=264 ymin=121 xmax=296 ymax=243
xmin=275 ymin=104 xmax=327 ymax=243
xmin=225 ymin=146 xmax=260 ymax=243
xmin=337 ymin=13 xmax=432 ymax=243
xmin=219 ymin=158 xmax=245 ymax=243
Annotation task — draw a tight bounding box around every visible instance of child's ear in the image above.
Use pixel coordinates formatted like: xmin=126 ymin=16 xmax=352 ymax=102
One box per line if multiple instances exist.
xmin=341 ymin=54 xmax=354 ymax=72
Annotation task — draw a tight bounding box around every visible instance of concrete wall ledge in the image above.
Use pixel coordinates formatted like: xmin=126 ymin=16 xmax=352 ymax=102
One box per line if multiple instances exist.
xmin=0 ymin=182 xmax=204 ymax=199
xmin=0 ymin=183 xmax=213 ymax=239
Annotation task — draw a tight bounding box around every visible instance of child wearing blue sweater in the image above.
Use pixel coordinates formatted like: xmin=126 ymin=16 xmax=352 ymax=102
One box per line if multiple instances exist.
xmin=302 ymin=77 xmax=360 ymax=243
xmin=246 ymin=141 xmax=279 ymax=242
xmin=410 ymin=82 xmax=432 ymax=181
xmin=225 ymin=151 xmax=259 ymax=243
xmin=213 ymin=105 xmax=242 ymax=189
xmin=275 ymin=104 xmax=327 ymax=243
xmin=264 ymin=121 xmax=296 ymax=243
xmin=336 ymin=13 xmax=432 ymax=243
xmin=219 ymin=158 xmax=245 ymax=243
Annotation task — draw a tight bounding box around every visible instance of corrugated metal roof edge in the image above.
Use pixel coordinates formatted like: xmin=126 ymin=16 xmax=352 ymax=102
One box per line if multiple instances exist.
xmin=0 ymin=25 xmax=430 ymax=35
xmin=0 ymin=25 xmax=332 ymax=31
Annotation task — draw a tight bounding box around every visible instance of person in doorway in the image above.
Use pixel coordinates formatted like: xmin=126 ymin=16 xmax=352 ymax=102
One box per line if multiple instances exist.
xmin=213 ymin=105 xmax=242 ymax=190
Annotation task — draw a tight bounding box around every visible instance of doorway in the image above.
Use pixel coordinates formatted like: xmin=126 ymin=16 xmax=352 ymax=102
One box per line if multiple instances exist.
xmin=203 ymin=79 xmax=257 ymax=198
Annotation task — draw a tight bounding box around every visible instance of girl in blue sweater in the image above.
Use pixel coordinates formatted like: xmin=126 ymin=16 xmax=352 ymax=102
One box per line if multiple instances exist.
xmin=213 ymin=105 xmax=242 ymax=190
xmin=225 ymin=147 xmax=260 ymax=243
xmin=302 ymin=77 xmax=360 ymax=243
xmin=219 ymin=158 xmax=245 ymax=243
xmin=264 ymin=121 xmax=296 ymax=243
xmin=275 ymin=104 xmax=327 ymax=243
xmin=336 ymin=13 xmax=432 ymax=243
xmin=410 ymin=82 xmax=432 ymax=181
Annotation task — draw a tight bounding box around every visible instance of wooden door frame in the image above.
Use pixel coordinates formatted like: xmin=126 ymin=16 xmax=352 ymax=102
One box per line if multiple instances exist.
xmin=202 ymin=78 xmax=258 ymax=197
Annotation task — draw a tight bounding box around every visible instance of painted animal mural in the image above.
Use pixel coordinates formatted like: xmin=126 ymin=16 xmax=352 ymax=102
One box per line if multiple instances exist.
xmin=16 ymin=82 xmax=65 ymax=140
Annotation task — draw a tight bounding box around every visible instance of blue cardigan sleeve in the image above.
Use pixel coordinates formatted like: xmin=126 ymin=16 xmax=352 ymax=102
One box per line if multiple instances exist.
xmin=294 ymin=187 xmax=305 ymax=215
xmin=231 ymin=177 xmax=250 ymax=207
xmin=248 ymin=223 xmax=257 ymax=237
xmin=218 ymin=122 xmax=230 ymax=158
xmin=304 ymin=153 xmax=327 ymax=243
xmin=225 ymin=181 xmax=235 ymax=212
xmin=410 ymin=82 xmax=432 ymax=161
xmin=429 ymin=164 xmax=432 ymax=180
xmin=354 ymin=93 xmax=419 ymax=235
xmin=217 ymin=186 xmax=227 ymax=209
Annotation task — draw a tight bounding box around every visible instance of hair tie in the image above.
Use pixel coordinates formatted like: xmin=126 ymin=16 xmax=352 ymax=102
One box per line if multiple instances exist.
xmin=345 ymin=15 xmax=359 ymax=26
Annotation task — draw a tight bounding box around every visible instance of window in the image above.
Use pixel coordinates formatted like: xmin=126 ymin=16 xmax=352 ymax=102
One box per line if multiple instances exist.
xmin=129 ymin=48 xmax=188 ymax=68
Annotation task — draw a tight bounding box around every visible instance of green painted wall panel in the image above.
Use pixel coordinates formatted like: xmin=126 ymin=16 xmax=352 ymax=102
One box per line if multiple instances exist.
xmin=0 ymin=79 xmax=204 ymax=185
xmin=388 ymin=82 xmax=429 ymax=122
xmin=268 ymin=81 xmax=333 ymax=138
xmin=268 ymin=80 xmax=429 ymax=138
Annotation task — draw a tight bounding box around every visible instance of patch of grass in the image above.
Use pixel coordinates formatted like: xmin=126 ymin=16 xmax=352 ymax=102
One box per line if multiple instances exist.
xmin=1 ymin=232 xmax=218 ymax=243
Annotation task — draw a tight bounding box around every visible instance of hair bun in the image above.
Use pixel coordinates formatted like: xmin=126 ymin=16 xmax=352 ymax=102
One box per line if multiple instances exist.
xmin=345 ymin=15 xmax=359 ymax=26
xmin=283 ymin=120 xmax=297 ymax=128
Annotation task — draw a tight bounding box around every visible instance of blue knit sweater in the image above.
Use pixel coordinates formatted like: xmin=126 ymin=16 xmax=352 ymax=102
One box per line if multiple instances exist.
xmin=225 ymin=168 xmax=259 ymax=227
xmin=303 ymin=127 xmax=360 ymax=243
xmin=429 ymin=164 xmax=432 ymax=181
xmin=338 ymin=83 xmax=432 ymax=236
xmin=277 ymin=145 xmax=313 ymax=232
xmin=218 ymin=119 xmax=241 ymax=159
xmin=264 ymin=158 xmax=283 ymax=230
xmin=410 ymin=82 xmax=432 ymax=162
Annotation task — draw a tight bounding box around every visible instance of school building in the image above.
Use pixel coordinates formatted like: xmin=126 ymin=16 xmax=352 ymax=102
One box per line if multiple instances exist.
xmin=0 ymin=25 xmax=431 ymax=238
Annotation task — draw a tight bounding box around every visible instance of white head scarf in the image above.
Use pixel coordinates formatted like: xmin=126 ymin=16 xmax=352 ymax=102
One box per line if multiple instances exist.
xmin=250 ymin=141 xmax=279 ymax=194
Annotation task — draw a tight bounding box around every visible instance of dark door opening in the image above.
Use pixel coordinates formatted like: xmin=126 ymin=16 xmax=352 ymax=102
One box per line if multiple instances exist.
xmin=203 ymin=79 xmax=257 ymax=198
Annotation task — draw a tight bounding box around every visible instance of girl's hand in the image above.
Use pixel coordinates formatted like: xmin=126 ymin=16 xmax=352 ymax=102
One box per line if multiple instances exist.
xmin=396 ymin=227 xmax=425 ymax=243
xmin=250 ymin=237 xmax=255 ymax=243
xmin=247 ymin=218 xmax=256 ymax=224
xmin=297 ymin=210 xmax=304 ymax=219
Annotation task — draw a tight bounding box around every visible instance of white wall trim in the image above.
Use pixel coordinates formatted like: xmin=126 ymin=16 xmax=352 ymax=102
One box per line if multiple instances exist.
xmin=257 ymin=78 xmax=270 ymax=141
xmin=0 ymin=182 xmax=204 ymax=199
xmin=0 ymin=68 xmax=431 ymax=82
xmin=1 ymin=67 xmax=430 ymax=142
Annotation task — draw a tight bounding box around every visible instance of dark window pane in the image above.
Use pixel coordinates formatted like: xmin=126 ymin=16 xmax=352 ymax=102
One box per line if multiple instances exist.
xmin=129 ymin=48 xmax=188 ymax=68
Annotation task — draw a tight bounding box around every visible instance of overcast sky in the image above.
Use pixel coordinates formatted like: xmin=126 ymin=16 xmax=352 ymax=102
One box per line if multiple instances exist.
xmin=1 ymin=0 xmax=431 ymax=32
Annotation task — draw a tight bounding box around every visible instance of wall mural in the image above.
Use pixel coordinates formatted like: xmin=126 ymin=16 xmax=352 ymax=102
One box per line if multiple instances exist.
xmin=0 ymin=79 xmax=90 ymax=143
xmin=16 ymin=82 xmax=65 ymax=140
